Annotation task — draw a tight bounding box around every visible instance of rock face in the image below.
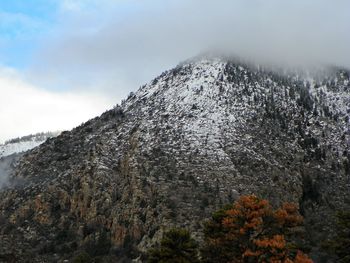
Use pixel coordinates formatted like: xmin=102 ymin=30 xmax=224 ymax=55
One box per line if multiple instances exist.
xmin=0 ymin=56 xmax=349 ymax=262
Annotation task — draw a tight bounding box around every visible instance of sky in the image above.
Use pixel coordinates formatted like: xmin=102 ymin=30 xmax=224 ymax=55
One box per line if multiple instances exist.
xmin=0 ymin=0 xmax=349 ymax=143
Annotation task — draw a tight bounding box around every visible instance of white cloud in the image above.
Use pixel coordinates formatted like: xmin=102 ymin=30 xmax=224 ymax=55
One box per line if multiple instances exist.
xmin=59 ymin=0 xmax=119 ymax=13
xmin=60 ymin=0 xmax=84 ymax=12
xmin=30 ymin=0 xmax=350 ymax=99
xmin=0 ymin=11 xmax=47 ymax=38
xmin=0 ymin=67 xmax=115 ymax=143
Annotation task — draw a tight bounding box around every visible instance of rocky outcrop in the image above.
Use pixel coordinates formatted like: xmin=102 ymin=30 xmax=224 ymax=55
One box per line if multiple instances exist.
xmin=0 ymin=56 xmax=349 ymax=262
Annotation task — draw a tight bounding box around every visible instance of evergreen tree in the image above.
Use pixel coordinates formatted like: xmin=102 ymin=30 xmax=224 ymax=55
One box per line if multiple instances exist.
xmin=147 ymin=228 xmax=199 ymax=263
xmin=326 ymin=211 xmax=350 ymax=262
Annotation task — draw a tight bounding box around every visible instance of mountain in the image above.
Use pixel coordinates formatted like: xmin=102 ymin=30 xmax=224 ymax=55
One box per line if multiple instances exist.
xmin=0 ymin=132 xmax=60 ymax=190
xmin=0 ymin=132 xmax=60 ymax=159
xmin=0 ymin=56 xmax=349 ymax=262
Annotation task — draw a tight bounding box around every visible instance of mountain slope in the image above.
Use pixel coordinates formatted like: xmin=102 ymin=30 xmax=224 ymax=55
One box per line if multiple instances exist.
xmin=0 ymin=56 xmax=349 ymax=262
xmin=0 ymin=132 xmax=60 ymax=159
xmin=0 ymin=132 xmax=60 ymax=190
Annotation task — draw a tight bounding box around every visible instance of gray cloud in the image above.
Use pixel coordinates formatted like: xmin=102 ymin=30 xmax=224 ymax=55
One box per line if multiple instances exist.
xmin=30 ymin=0 xmax=350 ymax=100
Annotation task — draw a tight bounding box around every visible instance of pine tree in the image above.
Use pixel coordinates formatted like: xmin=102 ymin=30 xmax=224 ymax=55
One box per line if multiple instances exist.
xmin=147 ymin=228 xmax=199 ymax=263
xmin=326 ymin=211 xmax=350 ymax=262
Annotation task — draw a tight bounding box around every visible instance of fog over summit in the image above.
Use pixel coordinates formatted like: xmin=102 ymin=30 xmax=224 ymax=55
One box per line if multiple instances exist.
xmin=32 ymin=0 xmax=350 ymax=96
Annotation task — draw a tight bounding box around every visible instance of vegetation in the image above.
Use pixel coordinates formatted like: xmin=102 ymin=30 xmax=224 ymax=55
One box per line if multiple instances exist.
xmin=72 ymin=251 xmax=92 ymax=263
xmin=85 ymin=229 xmax=111 ymax=257
xmin=147 ymin=228 xmax=199 ymax=263
xmin=201 ymin=195 xmax=312 ymax=262
xmin=147 ymin=195 xmax=313 ymax=263
xmin=325 ymin=210 xmax=350 ymax=262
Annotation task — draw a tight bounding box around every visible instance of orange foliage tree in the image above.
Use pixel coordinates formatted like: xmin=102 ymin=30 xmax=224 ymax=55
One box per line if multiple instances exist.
xmin=201 ymin=195 xmax=313 ymax=263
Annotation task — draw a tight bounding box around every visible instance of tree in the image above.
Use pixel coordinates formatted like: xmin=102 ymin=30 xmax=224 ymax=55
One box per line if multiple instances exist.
xmin=72 ymin=251 xmax=92 ymax=263
xmin=201 ymin=195 xmax=312 ymax=263
xmin=84 ymin=229 xmax=111 ymax=257
xmin=326 ymin=211 xmax=350 ymax=262
xmin=147 ymin=228 xmax=199 ymax=263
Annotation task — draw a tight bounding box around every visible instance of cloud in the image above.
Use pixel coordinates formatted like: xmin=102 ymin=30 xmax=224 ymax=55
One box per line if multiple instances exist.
xmin=0 ymin=11 xmax=42 ymax=35
xmin=57 ymin=0 xmax=127 ymax=17
xmin=60 ymin=0 xmax=86 ymax=12
xmin=1 ymin=0 xmax=349 ymax=142
xmin=28 ymin=0 xmax=350 ymax=98
xmin=0 ymin=66 xmax=115 ymax=143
